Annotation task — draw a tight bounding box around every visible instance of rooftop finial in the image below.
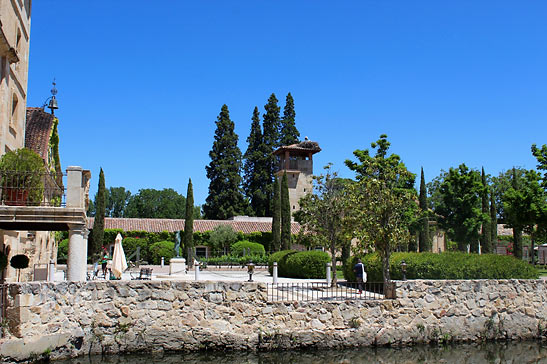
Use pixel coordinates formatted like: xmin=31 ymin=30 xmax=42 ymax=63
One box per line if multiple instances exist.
xmin=47 ymin=78 xmax=59 ymax=114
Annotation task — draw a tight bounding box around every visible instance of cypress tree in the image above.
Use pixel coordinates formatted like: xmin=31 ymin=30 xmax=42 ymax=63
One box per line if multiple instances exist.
xmin=279 ymin=92 xmax=300 ymax=146
xmin=490 ymin=190 xmax=497 ymax=246
xmin=418 ymin=167 xmax=430 ymax=252
xmin=243 ymin=107 xmax=270 ymax=216
xmin=203 ymin=105 xmax=247 ymax=219
xmin=480 ymin=167 xmax=492 ymax=253
xmin=91 ymin=168 xmax=106 ymax=259
xmin=510 ymin=168 xmax=523 ymax=259
xmin=271 ymin=176 xmax=281 ymax=251
xmin=262 ymin=94 xmax=281 ymax=216
xmin=281 ymin=172 xmax=291 ymax=250
xmin=183 ymin=178 xmax=194 ymax=264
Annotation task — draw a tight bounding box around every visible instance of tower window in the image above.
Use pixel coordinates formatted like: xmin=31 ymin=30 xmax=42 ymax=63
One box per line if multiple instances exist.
xmin=293 ymin=205 xmax=295 ymax=209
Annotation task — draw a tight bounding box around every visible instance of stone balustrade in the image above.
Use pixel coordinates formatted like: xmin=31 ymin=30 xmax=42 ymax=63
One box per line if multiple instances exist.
xmin=0 ymin=279 xmax=545 ymax=362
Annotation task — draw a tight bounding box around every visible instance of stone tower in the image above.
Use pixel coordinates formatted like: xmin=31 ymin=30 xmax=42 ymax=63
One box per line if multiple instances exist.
xmin=273 ymin=139 xmax=321 ymax=213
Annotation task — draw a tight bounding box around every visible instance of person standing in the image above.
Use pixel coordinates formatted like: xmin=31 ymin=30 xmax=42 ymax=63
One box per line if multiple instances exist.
xmin=353 ymin=258 xmax=366 ymax=294
xmin=100 ymin=247 xmax=109 ymax=278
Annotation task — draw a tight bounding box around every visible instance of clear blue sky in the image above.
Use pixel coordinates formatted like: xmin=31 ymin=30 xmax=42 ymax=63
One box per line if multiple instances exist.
xmin=27 ymin=1 xmax=546 ymax=206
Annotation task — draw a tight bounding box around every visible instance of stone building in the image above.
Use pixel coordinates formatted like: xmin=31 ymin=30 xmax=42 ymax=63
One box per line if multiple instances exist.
xmin=273 ymin=139 xmax=321 ymax=213
xmin=0 ymin=0 xmax=31 ymax=154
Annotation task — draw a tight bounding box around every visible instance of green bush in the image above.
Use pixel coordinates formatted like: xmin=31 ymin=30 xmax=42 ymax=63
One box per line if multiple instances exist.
xmin=122 ymin=237 xmax=150 ymax=263
xmin=268 ymin=250 xmax=297 ymax=275
xmin=57 ymin=239 xmax=69 ymax=264
xmin=284 ymin=251 xmax=330 ymax=279
xmin=204 ymin=254 xmax=268 ymax=267
xmin=148 ymin=240 xmax=175 ymax=265
xmin=231 ymin=240 xmax=266 ymax=256
xmin=344 ymin=252 xmax=539 ymax=281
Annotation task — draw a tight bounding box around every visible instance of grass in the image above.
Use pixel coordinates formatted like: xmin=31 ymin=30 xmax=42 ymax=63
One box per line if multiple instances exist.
xmin=537 ymin=268 xmax=547 ymax=277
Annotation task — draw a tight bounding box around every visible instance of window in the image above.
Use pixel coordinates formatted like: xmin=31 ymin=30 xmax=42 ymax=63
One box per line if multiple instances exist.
xmin=293 ymin=205 xmax=295 ymax=210
xmin=195 ymin=246 xmax=207 ymax=258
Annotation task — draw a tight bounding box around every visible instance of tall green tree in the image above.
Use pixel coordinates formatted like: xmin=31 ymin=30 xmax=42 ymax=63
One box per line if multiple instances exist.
xmin=281 ymin=172 xmax=291 ymax=250
xmin=491 ymin=168 xmax=527 ymax=221
xmin=271 ymin=176 xmax=281 ymax=251
xmin=105 ymin=187 xmax=131 ymax=217
xmin=480 ymin=167 xmax=492 ymax=253
xmin=490 ymin=190 xmax=497 ymax=245
xmin=125 ymin=188 xmax=186 ymax=218
xmin=418 ymin=167 xmax=430 ymax=252
xmin=279 ymin=92 xmax=300 ymax=146
xmin=203 ymin=104 xmax=247 ymax=219
xmin=296 ymin=164 xmax=348 ymax=285
xmin=436 ymin=164 xmax=483 ymax=253
xmin=91 ymin=168 xmax=106 ymax=258
xmin=183 ymin=178 xmax=194 ymax=265
xmin=262 ymin=94 xmax=281 ymax=216
xmin=243 ymin=107 xmax=270 ymax=216
xmin=345 ymin=135 xmax=416 ymax=284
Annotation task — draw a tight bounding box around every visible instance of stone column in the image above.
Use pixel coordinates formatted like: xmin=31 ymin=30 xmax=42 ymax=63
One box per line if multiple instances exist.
xmin=66 ymin=166 xmax=84 ymax=208
xmin=67 ymin=224 xmax=88 ymax=281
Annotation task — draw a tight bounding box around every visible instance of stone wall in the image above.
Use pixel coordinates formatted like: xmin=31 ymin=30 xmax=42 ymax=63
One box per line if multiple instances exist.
xmin=0 ymin=279 xmax=546 ymax=362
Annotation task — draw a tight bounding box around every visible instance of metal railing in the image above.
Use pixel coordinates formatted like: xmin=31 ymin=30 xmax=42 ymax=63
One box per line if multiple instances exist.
xmin=0 ymin=170 xmax=65 ymax=207
xmin=267 ymin=282 xmax=387 ymax=302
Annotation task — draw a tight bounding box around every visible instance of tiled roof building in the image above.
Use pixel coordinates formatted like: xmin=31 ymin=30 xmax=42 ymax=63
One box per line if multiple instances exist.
xmin=87 ymin=217 xmax=302 ymax=235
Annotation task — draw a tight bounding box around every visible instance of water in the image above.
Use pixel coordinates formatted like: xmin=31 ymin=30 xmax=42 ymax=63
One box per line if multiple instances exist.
xmin=56 ymin=341 xmax=547 ymax=364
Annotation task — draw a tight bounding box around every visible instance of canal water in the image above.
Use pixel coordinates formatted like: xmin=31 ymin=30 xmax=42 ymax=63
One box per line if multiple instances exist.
xmin=56 ymin=341 xmax=547 ymax=364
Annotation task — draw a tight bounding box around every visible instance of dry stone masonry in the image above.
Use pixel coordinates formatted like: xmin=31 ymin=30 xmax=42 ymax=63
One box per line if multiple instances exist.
xmin=0 ymin=279 xmax=545 ymax=362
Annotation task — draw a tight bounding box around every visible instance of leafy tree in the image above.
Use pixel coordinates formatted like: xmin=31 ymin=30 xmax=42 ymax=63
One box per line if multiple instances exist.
xmin=436 ymin=164 xmax=483 ymax=253
xmin=203 ymin=104 xmax=247 ymax=219
xmin=183 ymin=178 xmax=194 ymax=264
xmin=531 ymin=144 xmax=547 ymax=188
xmin=281 ymin=172 xmax=291 ymax=250
xmin=209 ymin=224 xmax=238 ymax=255
xmin=271 ymin=176 xmax=281 ymax=251
xmin=418 ymin=167 xmax=430 ymax=252
xmin=426 ymin=170 xmax=448 ymax=211
xmin=503 ymin=168 xmax=547 ymax=260
xmin=480 ymin=167 xmax=492 ymax=253
xmin=242 ymin=107 xmax=270 ymax=216
xmin=106 ymin=187 xmax=131 ymax=217
xmin=345 ymin=135 xmax=416 ymax=284
xmin=87 ymin=199 xmax=95 ymax=217
xmin=279 ymin=92 xmax=300 ymax=146
xmin=90 ymin=168 xmax=106 ymax=259
xmin=295 ymin=164 xmax=348 ymax=285
xmin=491 ymin=167 xmax=527 ymax=221
xmin=125 ymin=188 xmax=186 ymax=218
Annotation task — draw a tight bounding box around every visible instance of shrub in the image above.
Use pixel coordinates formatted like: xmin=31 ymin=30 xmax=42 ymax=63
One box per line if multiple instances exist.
xmin=204 ymin=254 xmax=268 ymax=267
xmin=0 ymin=148 xmax=46 ymax=205
xmin=284 ymin=251 xmax=330 ymax=279
xmin=344 ymin=252 xmax=539 ymax=282
xmin=122 ymin=237 xmax=150 ymax=263
xmin=231 ymin=240 xmax=266 ymax=257
xmin=57 ymin=238 xmax=69 ymax=264
xmin=148 ymin=240 xmax=175 ymax=265
xmin=268 ymin=250 xmax=297 ymax=275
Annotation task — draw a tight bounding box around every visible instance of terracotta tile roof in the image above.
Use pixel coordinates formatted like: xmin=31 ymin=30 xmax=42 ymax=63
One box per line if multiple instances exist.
xmin=273 ymin=140 xmax=321 ymax=155
xmin=87 ymin=217 xmax=302 ymax=234
xmin=25 ymin=107 xmax=54 ymax=161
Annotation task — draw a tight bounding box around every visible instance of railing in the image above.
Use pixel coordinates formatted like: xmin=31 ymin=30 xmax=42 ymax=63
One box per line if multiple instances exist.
xmin=0 ymin=170 xmax=65 ymax=207
xmin=267 ymin=282 xmax=387 ymax=302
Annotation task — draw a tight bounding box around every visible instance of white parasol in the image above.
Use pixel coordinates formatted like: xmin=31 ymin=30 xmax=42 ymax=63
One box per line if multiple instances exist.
xmin=111 ymin=233 xmax=128 ymax=279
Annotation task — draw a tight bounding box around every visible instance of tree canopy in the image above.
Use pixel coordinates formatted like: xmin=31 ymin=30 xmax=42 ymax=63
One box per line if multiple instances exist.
xmin=125 ymin=188 xmax=187 ymax=219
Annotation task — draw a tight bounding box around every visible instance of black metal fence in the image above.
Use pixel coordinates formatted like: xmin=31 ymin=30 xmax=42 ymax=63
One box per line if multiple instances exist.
xmin=0 ymin=170 xmax=65 ymax=207
xmin=267 ymin=281 xmax=387 ymax=302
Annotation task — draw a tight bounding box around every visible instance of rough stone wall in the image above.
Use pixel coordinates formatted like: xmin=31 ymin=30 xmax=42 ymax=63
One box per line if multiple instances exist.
xmin=0 ymin=279 xmax=545 ymax=362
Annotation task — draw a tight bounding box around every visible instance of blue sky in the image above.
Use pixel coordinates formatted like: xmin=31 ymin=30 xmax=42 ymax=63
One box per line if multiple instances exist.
xmin=27 ymin=1 xmax=546 ymax=206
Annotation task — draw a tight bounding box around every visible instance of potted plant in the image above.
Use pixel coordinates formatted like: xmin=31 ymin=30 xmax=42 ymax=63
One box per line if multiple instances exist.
xmin=0 ymin=148 xmax=46 ymax=206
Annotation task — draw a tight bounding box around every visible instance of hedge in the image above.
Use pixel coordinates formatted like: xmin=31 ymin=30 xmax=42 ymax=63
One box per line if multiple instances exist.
xmin=284 ymin=251 xmax=330 ymax=279
xmin=231 ymin=240 xmax=266 ymax=257
xmin=268 ymin=250 xmax=297 ymax=275
xmin=57 ymin=239 xmax=69 ymax=264
xmin=122 ymin=237 xmax=150 ymax=263
xmin=203 ymin=254 xmax=268 ymax=267
xmin=344 ymin=252 xmax=539 ymax=281
xmin=148 ymin=241 xmax=175 ymax=265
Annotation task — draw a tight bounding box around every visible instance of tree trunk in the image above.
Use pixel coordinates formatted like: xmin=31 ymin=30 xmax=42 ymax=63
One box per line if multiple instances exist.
xmin=513 ymin=227 xmax=523 ymax=259
xmin=330 ymin=240 xmax=337 ymax=286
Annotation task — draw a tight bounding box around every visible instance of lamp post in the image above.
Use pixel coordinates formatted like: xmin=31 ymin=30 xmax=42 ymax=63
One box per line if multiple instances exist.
xmin=247 ymin=261 xmax=255 ymax=282
xmin=400 ymin=260 xmax=407 ymax=281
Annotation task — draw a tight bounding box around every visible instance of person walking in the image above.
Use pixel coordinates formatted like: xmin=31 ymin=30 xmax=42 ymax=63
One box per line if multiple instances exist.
xmin=353 ymin=258 xmax=366 ymax=294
